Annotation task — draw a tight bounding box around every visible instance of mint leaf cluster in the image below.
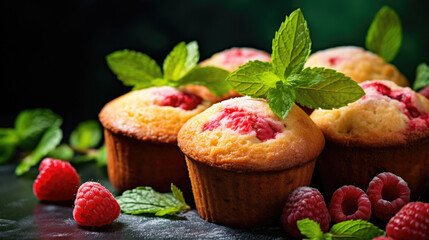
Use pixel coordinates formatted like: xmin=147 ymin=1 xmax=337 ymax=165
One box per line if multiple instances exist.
xmin=413 ymin=63 xmax=429 ymax=91
xmin=366 ymin=6 xmax=402 ymax=62
xmin=106 ymin=41 xmax=231 ymax=96
xmin=226 ymin=9 xmax=364 ymax=119
xmin=0 ymin=109 xmax=107 ymax=175
xmin=298 ymin=219 xmax=385 ymax=240
xmin=116 ymin=184 xmax=190 ymax=216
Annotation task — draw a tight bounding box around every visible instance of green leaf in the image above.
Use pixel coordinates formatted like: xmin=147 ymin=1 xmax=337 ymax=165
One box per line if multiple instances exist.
xmin=180 ymin=66 xmax=231 ymax=96
xmin=184 ymin=41 xmax=199 ymax=73
xmin=366 ymin=6 xmax=402 ymax=62
xmin=15 ymin=127 xmax=62 ymax=176
xmin=171 ymin=183 xmax=187 ymax=207
xmin=46 ymin=144 xmax=74 ymax=161
xmin=272 ymin=8 xmax=311 ymax=78
xmin=330 ymin=220 xmax=385 ymax=240
xmin=95 ymin=145 xmax=107 ymax=166
xmin=14 ymin=109 xmax=62 ymax=150
xmin=267 ymin=82 xmax=296 ymax=119
xmin=0 ymin=128 xmax=19 ymax=163
xmin=297 ymin=219 xmax=324 ymax=239
xmin=293 ymin=68 xmax=365 ymax=109
xmin=163 ymin=42 xmax=189 ymax=81
xmin=413 ymin=63 xmax=429 ymax=91
xmin=116 ymin=185 xmax=188 ymax=216
xmin=132 ymin=78 xmax=177 ymax=90
xmin=106 ymin=50 xmax=162 ymax=87
xmin=69 ymin=120 xmax=102 ymax=150
xmin=226 ymin=61 xmax=280 ymax=98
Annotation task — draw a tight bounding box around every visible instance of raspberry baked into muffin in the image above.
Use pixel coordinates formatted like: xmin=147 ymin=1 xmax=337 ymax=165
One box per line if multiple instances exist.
xmin=185 ymin=47 xmax=271 ymax=102
xmin=99 ymin=86 xmax=211 ymax=196
xmin=178 ymin=97 xmax=325 ymax=227
xmin=305 ymin=46 xmax=409 ymax=86
xmin=310 ymin=80 xmax=429 ymax=198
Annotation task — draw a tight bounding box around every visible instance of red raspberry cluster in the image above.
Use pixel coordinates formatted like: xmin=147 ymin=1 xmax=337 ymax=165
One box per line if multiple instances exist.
xmin=33 ymin=158 xmax=120 ymax=227
xmin=281 ymin=172 xmax=429 ymax=240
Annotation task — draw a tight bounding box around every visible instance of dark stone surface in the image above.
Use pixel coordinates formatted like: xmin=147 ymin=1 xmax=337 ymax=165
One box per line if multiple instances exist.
xmin=0 ymin=163 xmax=291 ymax=240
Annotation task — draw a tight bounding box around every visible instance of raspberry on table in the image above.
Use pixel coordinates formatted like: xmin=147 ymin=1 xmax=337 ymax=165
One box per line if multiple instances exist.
xmin=280 ymin=187 xmax=331 ymax=238
xmin=73 ymin=182 xmax=120 ymax=227
xmin=329 ymin=185 xmax=372 ymax=223
xmin=33 ymin=158 xmax=80 ymax=201
xmin=386 ymin=202 xmax=429 ymax=240
xmin=367 ymin=172 xmax=410 ymax=221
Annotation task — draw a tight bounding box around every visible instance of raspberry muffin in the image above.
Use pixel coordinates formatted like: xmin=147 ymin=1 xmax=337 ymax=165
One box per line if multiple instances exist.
xmin=305 ymin=46 xmax=409 ymax=86
xmin=99 ymin=86 xmax=211 ymax=196
xmin=310 ymin=80 xmax=429 ymax=198
xmin=178 ymin=97 xmax=325 ymax=227
xmin=185 ymin=47 xmax=271 ymax=102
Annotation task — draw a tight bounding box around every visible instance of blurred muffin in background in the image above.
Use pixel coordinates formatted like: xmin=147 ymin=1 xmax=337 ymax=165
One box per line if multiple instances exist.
xmin=185 ymin=47 xmax=271 ymax=102
xmin=305 ymin=46 xmax=409 ymax=86
xmin=310 ymin=80 xmax=429 ymax=199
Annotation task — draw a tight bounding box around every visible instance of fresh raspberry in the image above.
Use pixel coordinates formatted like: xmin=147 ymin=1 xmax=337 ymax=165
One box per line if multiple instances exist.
xmin=367 ymin=172 xmax=410 ymax=221
xmin=280 ymin=187 xmax=331 ymax=238
xmin=372 ymin=237 xmax=394 ymax=240
xmin=158 ymin=91 xmax=202 ymax=110
xmin=202 ymin=106 xmax=282 ymax=141
xmin=362 ymin=82 xmax=392 ymax=96
xmin=386 ymin=202 xmax=429 ymax=240
xmin=329 ymin=185 xmax=372 ymax=223
xmin=33 ymin=158 xmax=80 ymax=201
xmin=73 ymin=182 xmax=120 ymax=227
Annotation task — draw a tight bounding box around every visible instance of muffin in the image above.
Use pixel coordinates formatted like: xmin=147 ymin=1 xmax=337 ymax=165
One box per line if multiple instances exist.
xmin=99 ymin=86 xmax=211 ymax=196
xmin=310 ymin=80 xmax=429 ymax=198
xmin=177 ymin=97 xmax=325 ymax=227
xmin=305 ymin=46 xmax=409 ymax=86
xmin=184 ymin=47 xmax=271 ymax=102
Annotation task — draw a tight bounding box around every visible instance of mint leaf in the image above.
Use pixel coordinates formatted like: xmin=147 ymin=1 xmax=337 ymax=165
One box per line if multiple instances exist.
xmin=133 ymin=78 xmax=175 ymax=90
xmin=181 ymin=66 xmax=231 ymax=96
xmin=0 ymin=128 xmax=19 ymax=163
xmin=272 ymin=8 xmax=311 ymax=78
xmin=69 ymin=120 xmax=102 ymax=150
xmin=106 ymin=50 xmax=162 ymax=87
xmin=15 ymin=109 xmax=62 ymax=150
xmin=413 ymin=63 xmax=429 ymax=91
xmin=330 ymin=220 xmax=385 ymax=240
xmin=293 ymin=68 xmax=364 ymax=109
xmin=95 ymin=144 xmax=107 ymax=166
xmin=116 ymin=185 xmax=188 ymax=216
xmin=297 ymin=219 xmax=324 ymax=239
xmin=267 ymin=82 xmax=296 ymax=119
xmin=47 ymin=144 xmax=74 ymax=161
xmin=226 ymin=61 xmax=279 ymax=98
xmin=366 ymin=6 xmax=402 ymax=62
xmin=163 ymin=42 xmax=189 ymax=81
xmin=184 ymin=41 xmax=199 ymax=73
xmin=15 ymin=127 xmax=62 ymax=175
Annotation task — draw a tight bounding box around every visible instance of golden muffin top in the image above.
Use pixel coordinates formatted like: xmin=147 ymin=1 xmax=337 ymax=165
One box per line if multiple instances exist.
xmin=178 ymin=97 xmax=325 ymax=172
xmin=305 ymin=46 xmax=409 ymax=87
xmin=184 ymin=47 xmax=271 ymax=103
xmin=99 ymin=86 xmax=211 ymax=143
xmin=310 ymin=80 xmax=429 ymax=147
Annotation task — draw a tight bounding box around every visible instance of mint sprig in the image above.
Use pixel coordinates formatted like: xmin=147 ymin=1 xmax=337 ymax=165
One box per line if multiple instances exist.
xmin=226 ymin=9 xmax=364 ymax=119
xmin=297 ymin=219 xmax=385 ymax=240
xmin=413 ymin=63 xmax=429 ymax=91
xmin=106 ymin=41 xmax=231 ymax=96
xmin=366 ymin=6 xmax=402 ymax=62
xmin=116 ymin=184 xmax=190 ymax=216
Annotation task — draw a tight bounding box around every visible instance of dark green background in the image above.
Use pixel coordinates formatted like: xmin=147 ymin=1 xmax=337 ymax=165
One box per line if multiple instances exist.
xmin=2 ymin=0 xmax=428 ymax=134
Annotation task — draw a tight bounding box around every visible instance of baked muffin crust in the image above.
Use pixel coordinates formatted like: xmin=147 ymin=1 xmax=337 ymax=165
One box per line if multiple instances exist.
xmin=178 ymin=97 xmax=325 ymax=172
xmin=99 ymin=87 xmax=211 ymax=143
xmin=305 ymin=46 xmax=409 ymax=86
xmin=310 ymin=80 xmax=429 ymax=147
